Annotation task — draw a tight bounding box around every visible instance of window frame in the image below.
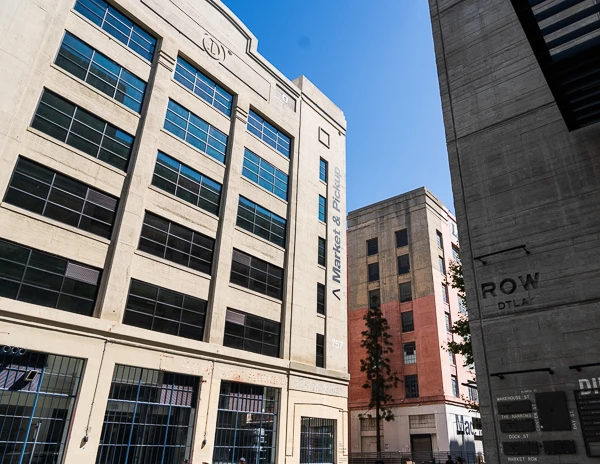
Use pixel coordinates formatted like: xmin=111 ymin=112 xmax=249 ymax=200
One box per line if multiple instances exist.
xmin=368 ymin=289 xmax=381 ymax=309
xmin=230 ymin=248 xmax=284 ymax=300
xmin=396 ymin=229 xmax=408 ymax=248
xmin=366 ymin=238 xmax=378 ymax=256
xmin=5 ymin=157 xmax=118 ymax=239
xmin=318 ymin=195 xmax=327 ymax=223
xmin=123 ymin=279 xmax=207 ymax=341
xmin=451 ymin=375 xmax=459 ymax=397
xmin=405 ymin=374 xmax=419 ymax=398
xmin=319 ymin=158 xmax=328 ymax=183
xmin=439 ymin=255 xmax=446 ymax=275
xmin=317 ymin=283 xmax=326 ymax=315
xmin=242 ymin=148 xmax=289 ymax=201
xmin=247 ymin=109 xmax=291 ymax=158
xmin=436 ymin=230 xmax=444 ymax=249
xmin=368 ymin=262 xmax=380 ymax=282
xmin=318 ymin=237 xmax=326 ymax=266
xmin=300 ymin=417 xmax=336 ymax=464
xmin=401 ymin=311 xmax=414 ymax=332
xmin=445 ymin=312 xmax=452 ymax=332
xmin=223 ymin=308 xmax=281 ymax=358
xmin=403 ymin=341 xmax=417 ymax=364
xmin=399 ymin=282 xmax=412 ymax=303
xmin=237 ymin=195 xmax=287 ymax=248
xmin=398 ymin=254 xmax=410 ymax=275
xmin=316 ymin=333 xmax=325 ymax=368
xmin=442 ymin=283 xmax=449 ymax=304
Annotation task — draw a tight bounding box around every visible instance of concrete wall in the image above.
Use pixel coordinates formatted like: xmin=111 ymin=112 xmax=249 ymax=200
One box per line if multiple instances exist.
xmin=0 ymin=1 xmax=348 ymax=463
xmin=429 ymin=0 xmax=600 ymax=462
xmin=347 ymin=188 xmax=476 ymax=453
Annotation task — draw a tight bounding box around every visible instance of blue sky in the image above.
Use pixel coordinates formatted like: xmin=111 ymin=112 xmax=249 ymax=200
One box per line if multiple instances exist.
xmin=222 ymin=0 xmax=452 ymax=213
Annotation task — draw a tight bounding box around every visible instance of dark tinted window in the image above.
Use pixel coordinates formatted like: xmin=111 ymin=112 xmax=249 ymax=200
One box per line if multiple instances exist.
xmin=242 ymin=149 xmax=289 ymax=201
xmin=31 ymin=90 xmax=134 ymax=171
xmin=164 ymin=99 xmax=228 ymax=163
xmin=366 ymin=238 xmax=378 ymax=256
xmin=318 ymin=237 xmax=326 ymax=266
xmin=405 ymin=375 xmax=419 ymax=398
xmin=138 ymin=212 xmax=215 ymax=275
xmin=401 ymin=311 xmax=414 ymax=332
xmin=123 ymin=279 xmax=207 ymax=341
xmin=317 ymin=283 xmax=325 ymax=315
xmin=316 ymin=334 xmax=325 ymax=368
xmin=399 ymin=282 xmax=412 ymax=303
xmin=398 ymin=254 xmax=410 ymax=275
xmin=247 ymin=110 xmax=291 ymax=158
xmin=396 ymin=229 xmax=408 ymax=247
xmin=368 ymin=289 xmax=380 ymax=309
xmin=74 ymin=0 xmax=156 ymax=61
xmin=0 ymin=238 xmax=100 ymax=316
xmin=174 ymin=56 xmax=233 ymax=116
xmin=223 ymin=308 xmax=281 ymax=358
xmin=152 ymin=152 xmax=222 ymax=216
xmin=237 ymin=196 xmax=286 ymax=247
xmin=5 ymin=157 xmax=118 ymax=239
xmin=230 ymin=249 xmax=284 ymax=300
xmin=55 ymin=32 xmax=146 ymax=112
xmin=368 ymin=263 xmax=379 ymax=282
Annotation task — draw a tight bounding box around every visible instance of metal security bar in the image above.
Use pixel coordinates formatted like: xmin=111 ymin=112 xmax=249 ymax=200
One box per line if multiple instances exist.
xmin=0 ymin=348 xmax=85 ymax=464
xmin=213 ymin=381 xmax=280 ymax=464
xmin=55 ymin=32 xmax=146 ymax=113
xmin=96 ymin=365 xmax=200 ymax=464
xmin=300 ymin=417 xmax=335 ymax=464
xmin=73 ymin=0 xmax=156 ymax=61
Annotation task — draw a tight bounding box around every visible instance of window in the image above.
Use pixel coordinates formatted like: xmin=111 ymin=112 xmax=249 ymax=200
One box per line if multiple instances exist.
xmin=0 ymin=238 xmax=100 ymax=316
xmin=73 ymin=0 xmax=156 ymax=61
xmin=451 ymin=375 xmax=459 ymax=397
xmin=409 ymin=414 xmax=435 ymax=429
xmin=247 ymin=109 xmax=291 ymax=158
xmin=0 ymin=350 xmax=84 ymax=464
xmin=213 ymin=382 xmax=279 ymax=464
xmin=449 ymin=350 xmax=456 ymax=365
xmin=319 ymin=158 xmax=328 ymax=182
xmin=318 ymin=237 xmax=326 ymax=266
xmin=32 ymin=90 xmax=134 ymax=171
xmin=230 ymin=249 xmax=284 ymax=300
xmin=403 ymin=342 xmax=416 ymax=364
xmin=300 ymin=417 xmax=335 ymax=464
xmin=401 ymin=311 xmax=414 ymax=332
xmin=123 ymin=279 xmax=207 ymax=341
xmin=138 ymin=212 xmax=215 ymax=275
xmin=5 ymin=157 xmax=118 ymax=239
xmin=174 ymin=56 xmax=233 ymax=116
xmin=164 ymin=99 xmax=228 ymax=163
xmin=452 ymin=245 xmax=460 ymax=262
xmin=318 ymin=195 xmax=327 ymax=222
xmin=224 ymin=308 xmax=281 ymax=358
xmin=317 ymin=283 xmax=326 ymax=315
xmin=458 ymin=296 xmax=467 ymax=315
xmin=405 ymin=375 xmax=419 ymax=398
xmin=152 ymin=152 xmax=222 ymax=216
xmin=366 ymin=238 xmax=378 ymax=256
xmin=442 ymin=283 xmax=449 ymax=304
xmin=237 ymin=196 xmax=286 ymax=247
xmin=316 ymin=333 xmax=325 ymax=368
xmin=469 ymin=387 xmax=479 ymax=403
xmin=445 ymin=312 xmax=451 ymax=332
xmin=396 ymin=229 xmax=408 ymax=247
xmin=368 ymin=289 xmax=380 ymax=309
xmin=55 ymin=32 xmax=147 ymax=112
xmin=399 ymin=282 xmax=412 ymax=302
xmin=360 ymin=417 xmax=382 ymax=431
xmin=451 ymin=221 xmax=459 ymax=239
xmin=436 ymin=230 xmax=443 ymax=249
xmin=96 ymin=365 xmax=199 ymax=464
xmin=368 ymin=263 xmax=379 ymax=282
xmin=439 ymin=256 xmax=446 ymax=274
xmin=242 ymin=149 xmax=289 ymax=201
xmin=398 ymin=254 xmax=410 ymax=275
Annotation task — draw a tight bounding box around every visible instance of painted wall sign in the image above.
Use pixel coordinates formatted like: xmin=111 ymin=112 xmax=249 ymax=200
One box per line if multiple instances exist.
xmin=480 ymin=273 xmax=539 ymax=310
xmin=456 ymin=415 xmax=474 ymax=435
xmin=330 ymin=166 xmax=343 ymax=301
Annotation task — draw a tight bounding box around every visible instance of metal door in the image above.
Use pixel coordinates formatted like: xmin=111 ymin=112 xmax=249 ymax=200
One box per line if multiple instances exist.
xmin=0 ymin=348 xmax=84 ymax=464
xmin=411 ymin=434 xmax=433 ymax=463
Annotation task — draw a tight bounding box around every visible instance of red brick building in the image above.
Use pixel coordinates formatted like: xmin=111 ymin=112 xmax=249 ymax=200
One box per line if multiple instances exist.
xmin=347 ymin=188 xmax=482 ymax=457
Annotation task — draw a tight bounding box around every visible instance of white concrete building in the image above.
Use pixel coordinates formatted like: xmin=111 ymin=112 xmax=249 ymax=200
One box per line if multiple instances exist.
xmin=0 ymin=1 xmax=348 ymax=463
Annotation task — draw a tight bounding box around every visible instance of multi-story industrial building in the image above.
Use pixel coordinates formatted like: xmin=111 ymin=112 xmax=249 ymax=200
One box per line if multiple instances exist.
xmin=347 ymin=188 xmax=481 ymax=459
xmin=0 ymin=1 xmax=348 ymax=463
xmin=430 ymin=0 xmax=600 ymax=463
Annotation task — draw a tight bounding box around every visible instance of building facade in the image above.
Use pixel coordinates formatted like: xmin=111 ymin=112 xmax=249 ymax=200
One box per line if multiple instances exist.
xmin=347 ymin=188 xmax=481 ymax=458
xmin=0 ymin=1 xmax=348 ymax=463
xmin=430 ymin=0 xmax=600 ymax=463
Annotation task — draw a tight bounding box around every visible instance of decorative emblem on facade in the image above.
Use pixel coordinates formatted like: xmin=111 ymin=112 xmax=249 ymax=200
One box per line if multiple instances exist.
xmin=202 ymin=34 xmax=226 ymax=61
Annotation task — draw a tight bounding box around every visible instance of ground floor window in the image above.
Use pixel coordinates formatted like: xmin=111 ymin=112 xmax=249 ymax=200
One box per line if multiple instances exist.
xmin=96 ymin=365 xmax=199 ymax=464
xmin=300 ymin=417 xmax=335 ymax=464
xmin=0 ymin=348 xmax=84 ymax=464
xmin=213 ymin=381 xmax=280 ymax=464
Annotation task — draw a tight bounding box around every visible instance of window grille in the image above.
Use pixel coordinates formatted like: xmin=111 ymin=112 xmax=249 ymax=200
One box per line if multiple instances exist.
xmin=401 ymin=311 xmax=414 ymax=332
xmin=213 ymin=382 xmax=280 ymax=464
xmin=360 ymin=417 xmax=382 ymax=431
xmin=403 ymin=342 xmax=416 ymax=364
xmin=405 ymin=375 xmax=419 ymax=398
xmin=0 ymin=349 xmax=84 ymax=464
xmin=96 ymin=365 xmax=199 ymax=464
xmin=300 ymin=417 xmax=335 ymax=464
xmin=398 ymin=254 xmax=410 ymax=275
xmin=399 ymin=282 xmax=412 ymax=302
xmin=409 ymin=414 xmax=435 ymax=429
